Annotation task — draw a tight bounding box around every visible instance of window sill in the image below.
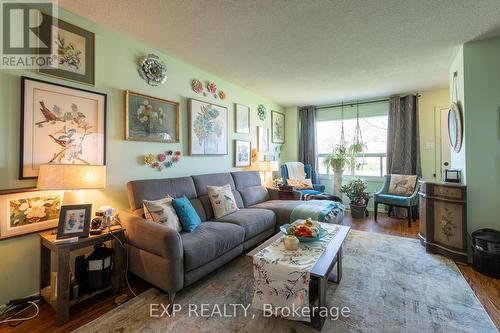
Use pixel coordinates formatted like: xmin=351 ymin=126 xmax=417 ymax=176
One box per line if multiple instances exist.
xmin=319 ymin=174 xmax=384 ymax=182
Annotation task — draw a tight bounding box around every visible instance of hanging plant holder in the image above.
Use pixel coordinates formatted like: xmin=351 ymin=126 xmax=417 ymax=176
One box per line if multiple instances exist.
xmin=351 ymin=101 xmax=365 ymax=154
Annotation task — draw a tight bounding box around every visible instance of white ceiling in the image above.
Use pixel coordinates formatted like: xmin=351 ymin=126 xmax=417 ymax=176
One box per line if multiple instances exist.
xmin=60 ymin=0 xmax=500 ymax=107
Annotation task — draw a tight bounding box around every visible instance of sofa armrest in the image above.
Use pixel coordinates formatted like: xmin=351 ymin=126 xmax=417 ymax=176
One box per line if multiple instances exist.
xmin=313 ymin=184 xmax=325 ymax=192
xmin=117 ymin=210 xmax=183 ymax=260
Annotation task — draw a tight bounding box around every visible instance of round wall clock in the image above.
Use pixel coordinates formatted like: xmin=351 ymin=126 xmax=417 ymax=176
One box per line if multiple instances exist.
xmin=448 ymin=102 xmax=463 ymax=153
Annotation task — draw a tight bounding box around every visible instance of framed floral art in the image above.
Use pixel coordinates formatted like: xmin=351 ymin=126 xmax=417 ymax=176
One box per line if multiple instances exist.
xmin=188 ymin=99 xmax=228 ymax=155
xmin=0 ymin=189 xmax=63 ymax=239
xmin=20 ymin=77 xmax=106 ymax=179
xmin=234 ymin=140 xmax=251 ymax=167
xmin=235 ymin=103 xmax=250 ymax=134
xmin=38 ymin=17 xmax=95 ymax=85
xmin=272 ymin=111 xmax=285 ymax=143
xmin=125 ymin=91 xmax=179 ymax=142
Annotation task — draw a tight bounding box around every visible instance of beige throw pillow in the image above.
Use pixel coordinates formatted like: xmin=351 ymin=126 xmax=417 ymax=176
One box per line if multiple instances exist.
xmin=388 ymin=174 xmax=417 ymax=196
xmin=207 ymin=184 xmax=239 ymax=219
xmin=143 ymin=196 xmax=182 ymax=232
xmin=287 ymin=178 xmax=314 ymax=190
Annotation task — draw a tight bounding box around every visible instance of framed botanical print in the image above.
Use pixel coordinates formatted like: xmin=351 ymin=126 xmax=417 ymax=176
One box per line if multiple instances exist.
xmin=257 ymin=126 xmax=269 ymax=153
xmin=20 ymin=77 xmax=106 ymax=179
xmin=57 ymin=204 xmax=92 ymax=239
xmin=188 ymin=99 xmax=228 ymax=155
xmin=234 ymin=140 xmax=251 ymax=167
xmin=272 ymin=111 xmax=285 ymax=143
xmin=125 ymin=91 xmax=179 ymax=142
xmin=0 ymin=190 xmax=62 ymax=239
xmin=235 ymin=103 xmax=250 ymax=134
xmin=38 ymin=17 xmax=95 ymax=85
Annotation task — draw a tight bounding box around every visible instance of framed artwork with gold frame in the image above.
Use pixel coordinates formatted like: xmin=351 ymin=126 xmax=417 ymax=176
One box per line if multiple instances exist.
xmin=125 ymin=90 xmax=180 ymax=143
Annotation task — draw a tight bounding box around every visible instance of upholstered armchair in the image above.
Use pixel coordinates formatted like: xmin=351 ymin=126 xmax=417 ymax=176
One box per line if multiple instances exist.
xmin=374 ymin=174 xmax=420 ymax=227
xmin=280 ymin=164 xmax=325 ymax=199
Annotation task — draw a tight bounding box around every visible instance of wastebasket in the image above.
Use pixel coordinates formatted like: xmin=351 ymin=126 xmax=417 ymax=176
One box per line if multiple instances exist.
xmin=472 ymin=229 xmax=500 ymax=279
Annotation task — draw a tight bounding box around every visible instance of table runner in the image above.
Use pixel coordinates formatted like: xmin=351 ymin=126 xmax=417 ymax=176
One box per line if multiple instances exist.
xmin=252 ymin=222 xmax=339 ymax=322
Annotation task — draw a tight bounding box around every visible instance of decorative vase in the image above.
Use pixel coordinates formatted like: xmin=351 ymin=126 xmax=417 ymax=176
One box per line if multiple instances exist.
xmin=333 ymin=168 xmax=344 ymax=198
xmin=284 ymin=235 xmax=299 ymax=251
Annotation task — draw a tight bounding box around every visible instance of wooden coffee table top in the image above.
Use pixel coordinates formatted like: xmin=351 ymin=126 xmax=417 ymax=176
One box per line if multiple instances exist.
xmin=247 ymin=224 xmax=351 ymax=279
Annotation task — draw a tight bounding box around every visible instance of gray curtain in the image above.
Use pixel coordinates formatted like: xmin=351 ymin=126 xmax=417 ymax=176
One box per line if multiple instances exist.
xmin=298 ymin=106 xmax=319 ymax=184
xmin=387 ymin=95 xmax=421 ymax=176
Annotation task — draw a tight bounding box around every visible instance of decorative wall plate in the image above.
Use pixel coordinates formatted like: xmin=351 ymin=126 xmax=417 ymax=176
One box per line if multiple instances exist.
xmin=138 ymin=54 xmax=167 ymax=86
xmin=257 ymin=104 xmax=267 ymax=121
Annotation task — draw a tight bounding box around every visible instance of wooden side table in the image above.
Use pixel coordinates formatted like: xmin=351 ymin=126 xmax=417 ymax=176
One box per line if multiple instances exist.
xmin=277 ymin=185 xmax=297 ymax=200
xmin=39 ymin=228 xmax=126 ymax=325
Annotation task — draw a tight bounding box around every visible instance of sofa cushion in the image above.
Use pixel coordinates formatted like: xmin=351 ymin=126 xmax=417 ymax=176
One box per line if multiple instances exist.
xmin=143 ymin=196 xmax=182 ymax=232
xmin=238 ymin=186 xmax=270 ymax=207
xmin=217 ymin=208 xmax=275 ymax=240
xmin=250 ymin=200 xmax=304 ymax=225
xmin=173 ymin=196 xmax=202 ymax=232
xmin=181 ymin=222 xmax=245 ymax=272
xmin=127 ymin=176 xmax=198 ymax=211
xmin=207 ymin=184 xmax=239 ymax=219
xmin=231 ymin=171 xmax=262 ymax=188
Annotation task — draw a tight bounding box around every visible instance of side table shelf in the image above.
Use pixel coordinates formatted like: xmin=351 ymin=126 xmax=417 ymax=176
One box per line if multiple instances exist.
xmin=39 ymin=228 xmax=126 ymax=325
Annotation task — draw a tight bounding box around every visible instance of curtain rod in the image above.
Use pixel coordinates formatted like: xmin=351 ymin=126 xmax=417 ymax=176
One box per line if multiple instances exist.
xmin=314 ymin=93 xmax=421 ymax=110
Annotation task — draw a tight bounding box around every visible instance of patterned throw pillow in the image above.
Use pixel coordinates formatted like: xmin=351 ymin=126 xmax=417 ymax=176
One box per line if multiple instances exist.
xmin=143 ymin=196 xmax=182 ymax=232
xmin=287 ymin=178 xmax=314 ymax=190
xmin=388 ymin=174 xmax=417 ymax=196
xmin=207 ymin=184 xmax=239 ymax=219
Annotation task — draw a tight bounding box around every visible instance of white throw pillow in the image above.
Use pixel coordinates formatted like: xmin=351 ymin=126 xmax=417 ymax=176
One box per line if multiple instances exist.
xmin=207 ymin=184 xmax=239 ymax=219
xmin=388 ymin=174 xmax=417 ymax=196
xmin=287 ymin=178 xmax=313 ymax=190
xmin=143 ymin=196 xmax=182 ymax=232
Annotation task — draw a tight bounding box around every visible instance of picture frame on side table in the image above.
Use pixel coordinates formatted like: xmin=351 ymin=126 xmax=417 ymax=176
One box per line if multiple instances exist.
xmin=188 ymin=99 xmax=228 ymax=155
xmin=235 ymin=103 xmax=250 ymax=134
xmin=57 ymin=204 xmax=92 ymax=239
xmin=125 ymin=90 xmax=180 ymax=142
xmin=272 ymin=111 xmax=285 ymax=143
xmin=0 ymin=190 xmax=63 ymax=239
xmin=20 ymin=77 xmax=106 ymax=179
xmin=234 ymin=140 xmax=251 ymax=167
xmin=38 ymin=17 xmax=95 ymax=85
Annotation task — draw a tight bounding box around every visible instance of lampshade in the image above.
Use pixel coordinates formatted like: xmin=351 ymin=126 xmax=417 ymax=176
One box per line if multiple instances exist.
xmin=258 ymin=161 xmax=279 ymax=172
xmin=37 ymin=164 xmax=106 ymax=190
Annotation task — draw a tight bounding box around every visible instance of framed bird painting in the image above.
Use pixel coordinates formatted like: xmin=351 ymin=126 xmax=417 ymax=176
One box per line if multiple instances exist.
xmin=20 ymin=77 xmax=107 ymax=179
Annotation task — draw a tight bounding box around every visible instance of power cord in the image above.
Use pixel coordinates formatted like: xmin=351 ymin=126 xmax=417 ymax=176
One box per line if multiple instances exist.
xmin=108 ymin=217 xmax=137 ymax=297
xmin=0 ymin=301 xmax=39 ymax=326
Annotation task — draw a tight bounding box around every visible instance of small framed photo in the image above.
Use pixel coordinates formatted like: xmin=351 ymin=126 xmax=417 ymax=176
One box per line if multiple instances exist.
xmin=234 ymin=140 xmax=251 ymax=167
xmin=235 ymin=103 xmax=250 ymax=134
xmin=57 ymin=204 xmax=92 ymax=239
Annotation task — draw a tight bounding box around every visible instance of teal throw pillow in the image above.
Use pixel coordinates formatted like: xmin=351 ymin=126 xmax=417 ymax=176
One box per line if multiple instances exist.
xmin=172 ymin=196 xmax=201 ymax=232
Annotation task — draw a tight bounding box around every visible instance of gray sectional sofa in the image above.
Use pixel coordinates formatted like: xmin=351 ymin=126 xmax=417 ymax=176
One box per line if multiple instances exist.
xmin=119 ymin=170 xmax=339 ymax=305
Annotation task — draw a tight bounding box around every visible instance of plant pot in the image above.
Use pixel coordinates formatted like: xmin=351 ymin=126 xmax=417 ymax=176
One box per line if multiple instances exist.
xmin=350 ymin=204 xmax=367 ymax=219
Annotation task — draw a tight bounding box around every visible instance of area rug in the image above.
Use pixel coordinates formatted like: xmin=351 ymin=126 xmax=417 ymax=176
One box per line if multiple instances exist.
xmin=73 ymin=230 xmax=498 ymax=333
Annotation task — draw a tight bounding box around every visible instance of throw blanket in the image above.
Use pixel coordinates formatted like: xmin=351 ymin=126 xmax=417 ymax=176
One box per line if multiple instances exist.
xmin=290 ymin=200 xmax=345 ymax=223
xmin=285 ymin=162 xmax=306 ymax=180
xmin=252 ymin=223 xmax=339 ymax=322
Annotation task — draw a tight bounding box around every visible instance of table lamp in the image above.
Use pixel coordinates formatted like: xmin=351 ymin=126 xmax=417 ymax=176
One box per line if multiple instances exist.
xmin=37 ymin=164 xmax=106 ymax=204
xmin=258 ymin=161 xmax=279 ymax=186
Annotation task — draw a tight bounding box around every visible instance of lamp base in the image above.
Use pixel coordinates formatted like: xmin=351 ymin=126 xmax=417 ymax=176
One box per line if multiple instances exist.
xmin=63 ymin=190 xmax=83 ymax=205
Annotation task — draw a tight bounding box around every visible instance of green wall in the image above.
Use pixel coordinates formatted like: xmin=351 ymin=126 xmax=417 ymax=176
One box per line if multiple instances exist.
xmin=453 ymin=37 xmax=500 ymax=233
xmin=0 ymin=8 xmax=285 ymax=306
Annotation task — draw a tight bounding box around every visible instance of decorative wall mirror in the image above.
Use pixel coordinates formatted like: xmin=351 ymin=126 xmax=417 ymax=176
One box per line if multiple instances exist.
xmin=448 ymin=102 xmax=463 ymax=153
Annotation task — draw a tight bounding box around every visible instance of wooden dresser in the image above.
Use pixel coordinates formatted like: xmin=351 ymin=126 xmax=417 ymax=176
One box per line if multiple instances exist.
xmin=418 ymin=181 xmax=468 ymax=263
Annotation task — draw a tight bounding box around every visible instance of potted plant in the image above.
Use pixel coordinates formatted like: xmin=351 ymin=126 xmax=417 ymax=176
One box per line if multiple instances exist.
xmin=341 ymin=178 xmax=370 ymax=219
xmin=322 ymin=144 xmax=352 ymax=197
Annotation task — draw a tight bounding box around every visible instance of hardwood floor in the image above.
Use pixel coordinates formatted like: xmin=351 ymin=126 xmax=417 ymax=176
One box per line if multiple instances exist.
xmin=0 ymin=213 xmax=498 ymax=332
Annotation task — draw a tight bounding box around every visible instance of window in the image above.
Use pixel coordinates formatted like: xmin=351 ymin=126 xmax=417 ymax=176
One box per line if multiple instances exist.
xmin=316 ymin=101 xmax=388 ymax=177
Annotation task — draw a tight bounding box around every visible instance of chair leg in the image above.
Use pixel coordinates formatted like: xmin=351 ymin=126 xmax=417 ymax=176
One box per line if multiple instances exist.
xmin=374 ymin=202 xmax=378 ymax=221
xmin=407 ymin=207 xmax=411 ymax=227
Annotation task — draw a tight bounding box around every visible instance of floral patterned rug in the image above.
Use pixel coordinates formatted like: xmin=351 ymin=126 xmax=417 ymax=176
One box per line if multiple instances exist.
xmin=73 ymin=230 xmax=498 ymax=333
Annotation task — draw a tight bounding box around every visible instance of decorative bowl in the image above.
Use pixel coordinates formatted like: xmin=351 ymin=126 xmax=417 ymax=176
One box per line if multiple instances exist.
xmin=280 ymin=223 xmax=327 ymax=242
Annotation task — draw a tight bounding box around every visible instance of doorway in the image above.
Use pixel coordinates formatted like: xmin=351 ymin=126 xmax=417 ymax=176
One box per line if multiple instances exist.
xmin=434 ymin=107 xmax=451 ymax=180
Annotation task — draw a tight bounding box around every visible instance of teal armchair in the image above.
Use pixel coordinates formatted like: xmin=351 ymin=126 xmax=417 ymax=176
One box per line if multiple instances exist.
xmin=374 ymin=175 xmax=420 ymax=227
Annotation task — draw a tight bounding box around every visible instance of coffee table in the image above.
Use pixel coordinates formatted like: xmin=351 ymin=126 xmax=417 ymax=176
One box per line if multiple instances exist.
xmin=248 ymin=224 xmax=351 ymax=330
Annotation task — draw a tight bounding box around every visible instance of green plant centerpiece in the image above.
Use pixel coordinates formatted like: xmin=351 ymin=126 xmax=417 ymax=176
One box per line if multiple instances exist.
xmin=341 ymin=177 xmax=370 ymax=219
xmin=322 ymin=144 xmax=353 ymax=197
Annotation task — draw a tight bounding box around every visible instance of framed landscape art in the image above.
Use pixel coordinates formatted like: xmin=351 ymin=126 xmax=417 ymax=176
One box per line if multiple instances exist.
xmin=20 ymin=77 xmax=106 ymax=179
xmin=188 ymin=99 xmax=228 ymax=155
xmin=235 ymin=103 xmax=250 ymax=134
xmin=0 ymin=190 xmax=63 ymax=239
xmin=234 ymin=140 xmax=251 ymax=167
xmin=125 ymin=91 xmax=179 ymax=142
xmin=272 ymin=111 xmax=285 ymax=143
xmin=38 ymin=17 xmax=95 ymax=85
